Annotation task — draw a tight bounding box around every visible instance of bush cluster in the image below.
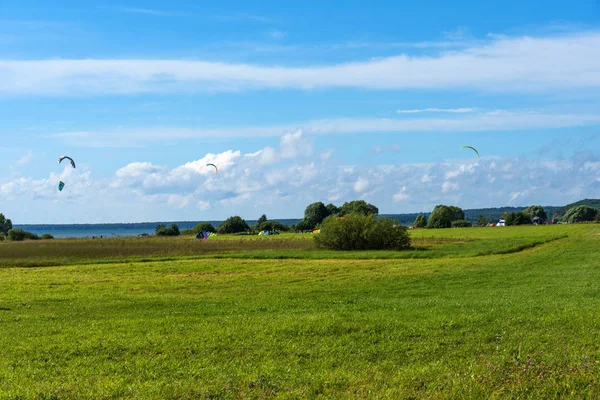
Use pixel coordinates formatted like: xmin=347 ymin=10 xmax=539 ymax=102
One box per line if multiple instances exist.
xmin=155 ymin=224 xmax=180 ymax=237
xmin=451 ymin=220 xmax=472 ymax=228
xmin=193 ymin=222 xmax=217 ymax=234
xmin=255 ymin=220 xmax=290 ymax=233
xmin=314 ymin=214 xmax=411 ymax=251
xmin=8 ymin=229 xmax=40 ymax=241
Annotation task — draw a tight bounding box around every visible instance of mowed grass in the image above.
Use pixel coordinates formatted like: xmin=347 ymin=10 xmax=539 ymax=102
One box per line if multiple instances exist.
xmin=0 ymin=225 xmax=598 ymax=398
xmin=0 ymin=226 xmax=567 ymax=268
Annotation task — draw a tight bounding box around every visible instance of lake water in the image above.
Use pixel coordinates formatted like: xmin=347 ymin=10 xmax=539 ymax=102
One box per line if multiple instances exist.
xmin=14 ymin=219 xmax=303 ymax=239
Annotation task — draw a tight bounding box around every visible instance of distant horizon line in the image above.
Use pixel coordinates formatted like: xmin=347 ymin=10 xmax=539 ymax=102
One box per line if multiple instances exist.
xmin=13 ymin=203 xmax=566 ymax=226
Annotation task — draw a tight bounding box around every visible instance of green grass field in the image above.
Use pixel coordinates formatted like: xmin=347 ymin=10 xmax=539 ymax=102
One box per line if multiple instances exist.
xmin=0 ymin=224 xmax=599 ymax=398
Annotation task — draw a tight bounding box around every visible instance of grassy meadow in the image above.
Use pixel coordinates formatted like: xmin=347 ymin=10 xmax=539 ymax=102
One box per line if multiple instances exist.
xmin=0 ymin=224 xmax=598 ymax=398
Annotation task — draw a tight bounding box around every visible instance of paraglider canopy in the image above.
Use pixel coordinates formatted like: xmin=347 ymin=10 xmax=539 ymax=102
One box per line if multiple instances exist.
xmin=58 ymin=156 xmax=76 ymax=168
xmin=58 ymin=181 xmax=65 ymax=191
xmin=460 ymin=146 xmax=480 ymax=159
xmin=206 ymin=163 xmax=218 ymax=175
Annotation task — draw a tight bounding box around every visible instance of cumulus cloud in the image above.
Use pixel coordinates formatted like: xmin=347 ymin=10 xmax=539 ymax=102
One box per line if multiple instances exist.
xmin=279 ymin=130 xmax=312 ymax=159
xmin=353 ymin=178 xmax=370 ymax=193
xmin=3 ymin=31 xmax=600 ymax=95
xmin=1 ymin=142 xmax=599 ymax=223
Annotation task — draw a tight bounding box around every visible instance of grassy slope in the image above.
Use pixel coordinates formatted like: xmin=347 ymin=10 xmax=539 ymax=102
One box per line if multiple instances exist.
xmin=0 ymin=225 xmax=598 ymax=398
xmin=0 ymin=226 xmax=567 ymax=268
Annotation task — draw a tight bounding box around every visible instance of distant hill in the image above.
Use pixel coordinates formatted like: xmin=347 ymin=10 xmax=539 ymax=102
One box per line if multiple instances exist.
xmin=554 ymin=199 xmax=600 ymax=216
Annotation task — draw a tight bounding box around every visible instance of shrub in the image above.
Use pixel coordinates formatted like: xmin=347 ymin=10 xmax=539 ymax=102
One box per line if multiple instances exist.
xmin=451 ymin=220 xmax=473 ymax=228
xmin=255 ymin=220 xmax=291 ymax=233
xmin=563 ymin=205 xmax=599 ymax=223
xmin=180 ymin=229 xmax=195 ymax=235
xmin=0 ymin=233 xmax=5 ymax=241
xmin=314 ymin=214 xmax=411 ymax=251
xmin=193 ymin=222 xmax=216 ymax=234
xmin=8 ymin=229 xmax=40 ymax=241
xmin=155 ymin=224 xmax=180 ymax=237
xmin=41 ymin=234 xmax=54 ymax=240
xmin=217 ymin=216 xmax=250 ymax=234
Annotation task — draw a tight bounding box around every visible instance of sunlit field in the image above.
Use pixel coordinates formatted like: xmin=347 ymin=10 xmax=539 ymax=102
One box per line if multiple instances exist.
xmin=0 ymin=224 xmax=598 ymax=398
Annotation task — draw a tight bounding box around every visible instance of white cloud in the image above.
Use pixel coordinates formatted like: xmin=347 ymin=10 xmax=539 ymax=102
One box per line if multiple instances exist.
xmin=16 ymin=151 xmax=34 ymax=165
xmin=3 ymin=31 xmax=600 ymax=95
xmin=509 ymin=192 xmax=522 ymax=201
xmin=442 ymin=181 xmax=459 ymax=193
xmin=279 ymin=129 xmax=312 ymax=159
xmin=397 ymin=108 xmax=476 ymax=114
xmin=2 ymin=139 xmax=599 ymax=223
xmin=353 ymin=178 xmax=370 ymax=193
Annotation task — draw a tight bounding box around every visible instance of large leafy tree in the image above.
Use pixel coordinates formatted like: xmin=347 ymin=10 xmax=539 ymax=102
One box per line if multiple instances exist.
xmin=325 ymin=203 xmax=340 ymax=217
xmin=301 ymin=202 xmax=329 ymax=229
xmin=525 ymin=205 xmax=548 ymax=222
xmin=563 ymin=205 xmax=599 ymax=223
xmin=505 ymin=212 xmax=532 ymax=226
xmin=413 ymin=214 xmax=427 ymax=228
xmin=257 ymin=214 xmax=268 ymax=225
xmin=217 ymin=216 xmax=250 ymax=234
xmin=339 ymin=200 xmax=379 ymax=216
xmin=0 ymin=213 xmax=12 ymax=235
xmin=427 ymin=205 xmax=464 ymax=229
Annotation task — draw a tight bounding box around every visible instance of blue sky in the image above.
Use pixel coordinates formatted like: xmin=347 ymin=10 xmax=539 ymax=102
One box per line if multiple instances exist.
xmin=1 ymin=0 xmax=599 ymax=223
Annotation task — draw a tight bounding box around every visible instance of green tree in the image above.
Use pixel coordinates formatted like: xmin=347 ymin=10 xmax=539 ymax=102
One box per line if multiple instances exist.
xmin=477 ymin=215 xmax=488 ymax=227
xmin=257 ymin=220 xmax=290 ymax=233
xmin=0 ymin=213 xmax=12 ymax=235
xmin=525 ymin=205 xmax=548 ymax=222
xmin=156 ymin=224 xmax=181 ymax=236
xmin=448 ymin=206 xmax=465 ymax=221
xmin=413 ymin=214 xmax=427 ymax=228
xmin=339 ymin=200 xmax=379 ymax=216
xmin=325 ymin=203 xmax=340 ymax=217
xmin=505 ymin=212 xmax=532 ymax=226
xmin=257 ymin=214 xmax=268 ymax=225
xmin=217 ymin=216 xmax=250 ymax=234
xmin=314 ymin=214 xmax=410 ymax=251
xmin=563 ymin=205 xmax=599 ymax=223
xmin=301 ymin=202 xmax=329 ymax=230
xmin=427 ymin=205 xmax=464 ymax=229
xmin=193 ymin=222 xmax=216 ymax=234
